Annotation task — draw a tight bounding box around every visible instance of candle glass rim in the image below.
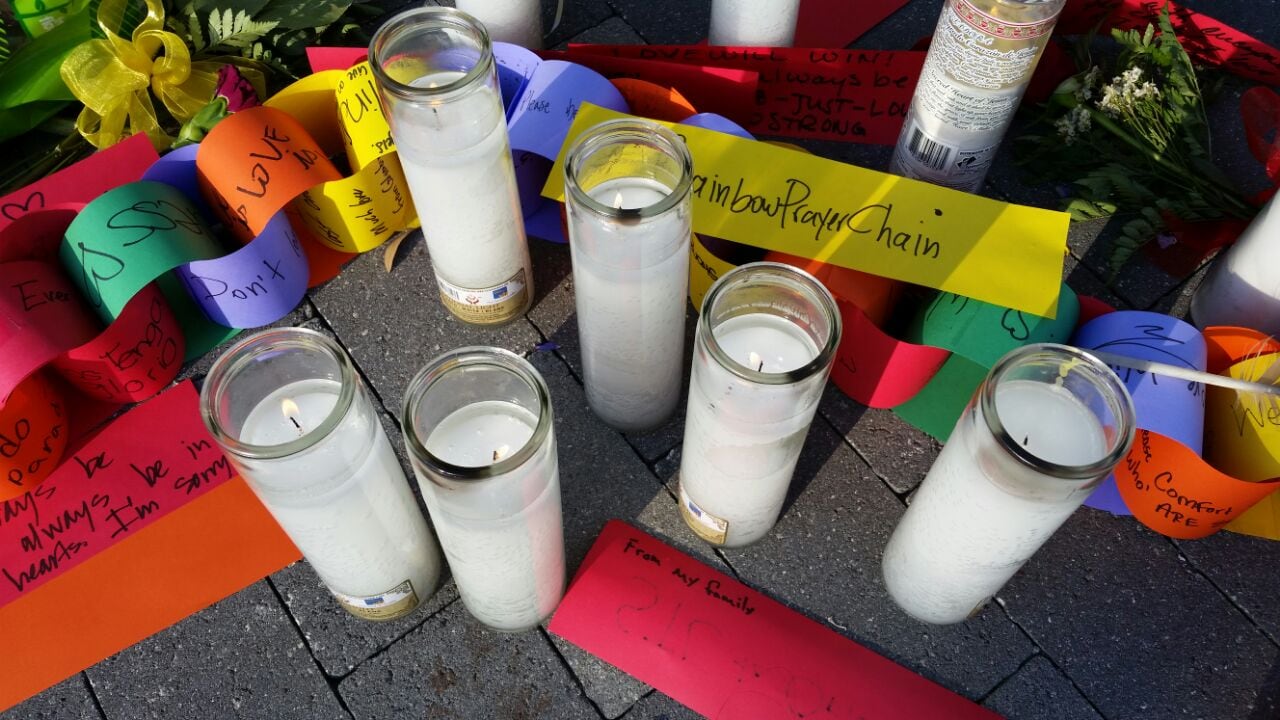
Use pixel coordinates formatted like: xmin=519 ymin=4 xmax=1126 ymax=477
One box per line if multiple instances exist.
xmin=563 ymin=118 xmax=695 ymax=222
xmin=368 ymin=6 xmax=494 ymax=103
xmin=199 ymin=327 xmax=359 ymax=461
xmin=401 ymin=346 xmax=554 ymax=482
xmin=698 ymin=261 xmax=842 ymax=385
xmin=981 ymin=343 xmax=1137 ymax=480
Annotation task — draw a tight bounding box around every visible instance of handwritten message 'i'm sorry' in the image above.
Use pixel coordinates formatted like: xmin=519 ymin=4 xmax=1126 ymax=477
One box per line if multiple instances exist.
xmin=0 ymin=383 xmax=234 ymax=603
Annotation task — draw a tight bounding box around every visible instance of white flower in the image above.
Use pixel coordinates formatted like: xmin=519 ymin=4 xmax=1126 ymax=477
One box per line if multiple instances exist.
xmin=1055 ymin=106 xmax=1093 ymax=143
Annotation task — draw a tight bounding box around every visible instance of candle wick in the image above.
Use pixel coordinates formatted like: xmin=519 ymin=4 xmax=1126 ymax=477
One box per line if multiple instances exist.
xmin=757 ymin=361 xmax=764 ymax=372
xmin=492 ymin=444 xmax=511 ymax=462
xmin=612 ymin=190 xmax=624 ymax=209
xmin=290 ymin=416 xmax=302 ymax=431
xmin=1022 ymin=435 xmax=1029 ymax=447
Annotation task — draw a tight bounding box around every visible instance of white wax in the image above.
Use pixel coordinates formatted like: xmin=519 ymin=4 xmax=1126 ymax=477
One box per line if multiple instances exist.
xmin=393 ymin=72 xmax=532 ymax=323
xmin=1190 ymin=195 xmax=1280 ymax=336
xmin=240 ymin=380 xmax=441 ymax=614
xmin=419 ymin=401 xmax=564 ymax=631
xmin=882 ymin=380 xmax=1107 ymax=624
xmin=456 ymin=0 xmax=543 ymax=50
xmin=714 ymin=313 xmax=816 ymax=374
xmin=709 ymin=0 xmax=801 ymax=47
xmin=679 ymin=312 xmax=823 ymax=547
xmin=571 ymin=177 xmax=690 ymax=432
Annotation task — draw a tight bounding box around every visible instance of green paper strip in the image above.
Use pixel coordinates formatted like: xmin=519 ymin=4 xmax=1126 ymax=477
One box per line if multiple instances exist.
xmin=893 ymin=283 xmax=1081 ymax=442
xmin=60 ymin=180 xmax=234 ymax=357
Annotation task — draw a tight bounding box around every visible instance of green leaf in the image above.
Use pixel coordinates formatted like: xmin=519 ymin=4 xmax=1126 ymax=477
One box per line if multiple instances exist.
xmin=205 ymin=8 xmax=279 ymax=49
xmin=1065 ymin=198 xmax=1117 ymax=221
xmin=254 ymin=0 xmax=350 ymax=30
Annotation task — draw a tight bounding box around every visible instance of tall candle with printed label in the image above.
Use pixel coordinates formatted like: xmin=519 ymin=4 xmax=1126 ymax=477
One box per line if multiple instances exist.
xmin=678 ymin=263 xmax=840 ymax=548
xmin=889 ymin=0 xmax=1066 ymax=192
xmin=371 ymin=8 xmax=533 ymax=326
xmin=565 ymin=119 xmax=693 ymax=432
xmin=404 ymin=348 xmax=565 ymax=631
xmin=709 ymin=0 xmax=801 ymax=47
xmin=882 ymin=345 xmax=1134 ymax=624
xmin=201 ymin=329 xmax=442 ymax=621
xmin=455 ymin=0 xmax=543 ymax=49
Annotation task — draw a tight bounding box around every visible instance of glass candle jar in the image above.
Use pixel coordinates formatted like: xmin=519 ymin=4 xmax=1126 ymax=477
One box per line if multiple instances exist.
xmin=882 ymin=343 xmax=1135 ymax=625
xmin=708 ymin=0 xmax=801 ymax=47
xmin=402 ymin=347 xmax=565 ymax=632
xmin=200 ymin=328 xmax=442 ymax=621
xmin=678 ymin=262 xmax=841 ymax=548
xmin=370 ymin=7 xmax=533 ymax=326
xmin=888 ymin=0 xmax=1067 ymax=192
xmin=564 ymin=118 xmax=693 ymax=432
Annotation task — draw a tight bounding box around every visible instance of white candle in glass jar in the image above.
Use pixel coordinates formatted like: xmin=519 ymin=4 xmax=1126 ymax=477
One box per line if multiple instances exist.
xmin=679 ymin=313 xmax=822 ymax=547
xmin=1190 ymin=195 xmax=1280 ymax=336
xmin=572 ymin=178 xmax=690 ymax=432
xmin=709 ymin=0 xmax=801 ymax=47
xmin=419 ymin=400 xmax=564 ymax=631
xmin=241 ymin=380 xmax=442 ymax=620
xmin=881 ymin=380 xmax=1107 ymax=624
xmin=393 ymin=72 xmax=533 ymax=325
xmin=455 ymin=0 xmax=543 ymax=49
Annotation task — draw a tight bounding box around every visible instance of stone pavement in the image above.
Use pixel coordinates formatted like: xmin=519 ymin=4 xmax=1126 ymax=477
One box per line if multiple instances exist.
xmin=6 ymin=0 xmax=1280 ymax=718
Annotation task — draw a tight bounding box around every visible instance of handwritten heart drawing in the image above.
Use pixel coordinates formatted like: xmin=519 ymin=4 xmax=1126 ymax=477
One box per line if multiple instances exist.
xmin=2 ymin=191 xmax=45 ymax=221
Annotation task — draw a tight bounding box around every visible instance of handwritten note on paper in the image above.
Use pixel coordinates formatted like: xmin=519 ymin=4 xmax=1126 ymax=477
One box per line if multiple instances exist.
xmin=1072 ymin=311 xmax=1208 ymax=515
xmin=0 ymin=374 xmax=68 ymax=502
xmin=0 ymin=382 xmax=239 ymax=603
xmin=0 ymin=382 xmax=300 ymax=712
xmin=567 ymin=45 xmax=923 ymax=145
xmin=549 ymin=521 xmax=998 ymax=720
xmin=1203 ymin=352 xmax=1280 ymax=539
xmin=545 ymin=104 xmax=1069 ymax=318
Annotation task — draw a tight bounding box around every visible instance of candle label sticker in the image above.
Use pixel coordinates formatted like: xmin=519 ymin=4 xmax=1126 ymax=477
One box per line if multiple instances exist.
xmin=543 ymin=104 xmax=1069 ymax=318
xmin=435 ymin=269 xmax=529 ymax=326
xmin=679 ymin=482 xmax=728 ymax=545
xmin=330 ymin=579 xmax=419 ymax=621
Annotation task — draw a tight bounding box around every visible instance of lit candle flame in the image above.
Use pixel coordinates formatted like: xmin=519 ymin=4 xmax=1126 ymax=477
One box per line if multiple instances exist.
xmin=281 ymin=398 xmax=303 ymax=432
xmin=748 ymin=351 xmax=763 ymax=372
xmin=612 ymin=190 xmax=624 ymax=209
xmin=492 ymin=444 xmax=511 ymax=462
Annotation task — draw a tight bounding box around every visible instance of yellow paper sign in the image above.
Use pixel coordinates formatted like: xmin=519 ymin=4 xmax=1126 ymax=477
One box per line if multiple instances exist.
xmin=1206 ymin=352 xmax=1280 ymax=539
xmin=542 ymin=105 xmax=1068 ymax=317
xmin=264 ymin=66 xmax=417 ymax=254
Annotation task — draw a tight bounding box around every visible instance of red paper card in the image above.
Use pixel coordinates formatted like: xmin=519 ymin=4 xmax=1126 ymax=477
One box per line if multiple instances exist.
xmin=0 ymin=135 xmax=157 ymax=234
xmin=795 ymin=0 xmax=912 ymax=49
xmin=538 ymin=50 xmax=758 ymax=122
xmin=0 ymin=381 xmax=300 ymax=711
xmin=567 ymin=45 xmax=923 ymax=145
xmin=549 ymin=521 xmax=998 ymax=720
xmin=1060 ymin=0 xmax=1280 ymax=85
